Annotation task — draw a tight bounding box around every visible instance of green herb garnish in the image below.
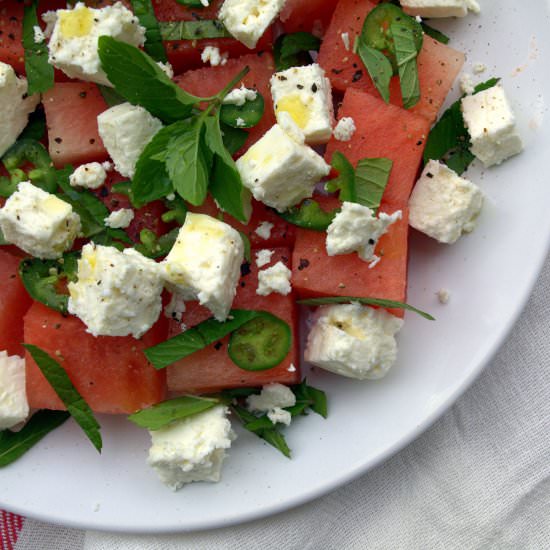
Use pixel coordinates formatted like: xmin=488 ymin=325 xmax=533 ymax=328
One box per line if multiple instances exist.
xmin=220 ymin=92 xmax=265 ymax=129
xmin=421 ymin=22 xmax=450 ymax=44
xmin=278 ymin=199 xmax=337 ymax=231
xmin=273 ymin=32 xmax=322 ymax=71
xmin=391 ymin=21 xmax=422 ymax=109
xmin=159 ymin=20 xmax=231 ymax=41
xmin=97 ymin=84 xmax=126 ymax=107
xmin=130 ymin=0 xmax=168 ymax=62
xmin=135 ymin=227 xmax=179 ymax=259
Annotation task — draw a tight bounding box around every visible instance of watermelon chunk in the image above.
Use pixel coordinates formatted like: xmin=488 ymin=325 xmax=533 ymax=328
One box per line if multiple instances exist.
xmin=43 ymin=82 xmax=108 ymax=168
xmin=167 ymin=248 xmax=300 ymax=395
xmin=175 ymin=53 xmax=276 ymax=154
xmin=279 ymin=0 xmax=340 ymax=36
xmin=0 ymin=249 xmax=33 ymax=356
xmin=318 ymin=0 xmax=465 ymax=122
xmin=24 ymin=302 xmax=167 ymax=414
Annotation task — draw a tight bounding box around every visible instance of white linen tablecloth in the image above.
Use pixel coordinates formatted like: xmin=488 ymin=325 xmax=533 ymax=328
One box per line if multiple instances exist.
xmin=6 ymin=253 xmax=550 ymax=550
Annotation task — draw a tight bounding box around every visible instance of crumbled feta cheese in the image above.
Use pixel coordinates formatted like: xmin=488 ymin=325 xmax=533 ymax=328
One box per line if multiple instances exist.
xmin=287 ymin=363 xmax=296 ymax=373
xmin=200 ymin=0 xmax=210 ymax=5
xmin=270 ymin=64 xmax=334 ymax=145
xmin=157 ymin=61 xmax=174 ymax=79
xmin=162 ymin=213 xmax=244 ymax=321
xmin=255 ymin=248 xmax=274 ymax=267
xmin=437 ymin=288 xmax=451 ymax=304
xmin=461 ymin=84 xmax=523 ymax=167
xmin=33 ymin=25 xmax=45 ymax=43
xmin=69 ymin=162 xmax=107 ymax=190
xmin=305 ymin=303 xmax=403 ymax=380
xmin=400 ymin=0 xmax=480 ymax=18
xmin=247 ymin=383 xmax=296 ymax=426
xmin=0 ymin=62 xmax=40 ymax=157
xmin=257 ymin=261 xmax=292 ymax=296
xmin=68 ymin=243 xmax=163 ymax=338
xmin=219 ymin=0 xmax=286 ymax=49
xmin=0 ymin=181 xmax=81 ymax=259
xmin=460 ymin=72 xmax=475 ymax=95
xmin=0 ymin=352 xmax=29 ymax=430
xmin=236 ymin=117 xmax=246 ymax=127
xmin=97 ymin=103 xmax=163 ymax=178
xmin=201 ymin=46 xmax=228 ymax=66
xmin=341 ymin=32 xmax=350 ymax=51
xmin=101 ymin=160 xmax=113 ymax=172
xmin=41 ymin=11 xmax=57 ymax=38
xmin=408 ymin=160 xmax=484 ymax=244
xmin=47 ymin=2 xmax=145 ymax=86
xmin=104 ymin=208 xmax=134 ymax=229
xmin=254 ymin=221 xmax=274 ymax=240
xmin=164 ymin=292 xmax=186 ymax=322
xmin=333 ymin=116 xmax=356 ymax=142
xmin=223 ymin=85 xmax=257 ymax=106
xmin=326 ymin=202 xmax=402 ymax=262
xmin=473 ymin=62 xmax=486 ymax=74
xmin=148 ymin=405 xmax=234 ymax=490
xmin=237 ymin=124 xmax=330 ymax=212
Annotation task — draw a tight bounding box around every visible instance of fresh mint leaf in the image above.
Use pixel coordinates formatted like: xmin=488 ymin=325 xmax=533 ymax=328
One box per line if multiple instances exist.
xmin=325 ymin=151 xmax=357 ymax=202
xmin=298 ymin=296 xmax=435 ymax=320
xmin=274 ymin=32 xmax=321 ymax=71
xmin=159 ymin=20 xmax=230 ymax=40
xmin=135 ymin=227 xmax=179 ymax=258
xmin=19 ymin=107 xmax=46 ymax=142
xmin=421 ymin=22 xmax=450 ymax=44
xmin=356 ymin=42 xmax=393 ymax=104
xmin=355 ymin=157 xmax=393 ymax=213
xmin=0 ymin=410 xmax=70 ymax=467
xmin=391 ymin=22 xmax=422 ymax=109
xmin=145 ymin=310 xmax=279 ymax=370
xmin=130 ymin=0 xmax=168 ymax=62
xmin=97 ymin=84 xmax=126 ymax=107
xmin=23 ymin=1 xmax=54 ymax=95
xmin=128 ymin=395 xmax=219 ymax=430
xmin=278 ymin=199 xmax=337 ymax=231
xmin=23 ymin=345 xmax=102 ymax=452
xmin=98 ymin=36 xmax=201 ymax=123
xmin=0 ymin=228 xmax=7 ymax=245
xmin=220 ymin=92 xmax=265 ymax=129
xmin=19 ymin=252 xmax=79 ymax=313
xmin=291 ymin=380 xmax=328 ymax=418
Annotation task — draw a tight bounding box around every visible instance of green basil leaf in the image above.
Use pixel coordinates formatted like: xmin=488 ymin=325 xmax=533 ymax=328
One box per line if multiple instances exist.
xmin=23 ymin=1 xmax=54 ymax=95
xmin=0 ymin=410 xmax=70 ymax=467
xmin=291 ymin=380 xmax=328 ymax=418
xmin=274 ymin=32 xmax=321 ymax=71
xmin=128 ymin=395 xmax=219 ymax=430
xmin=145 ymin=309 xmax=278 ymax=370
xmin=130 ymin=0 xmax=168 ymax=62
xmin=19 ymin=107 xmax=46 ymax=142
xmin=23 ymin=345 xmax=102 ymax=452
xmin=356 ymin=42 xmax=393 ymax=104
xmin=204 ymin=116 xmax=251 ymax=223
xmin=97 ymin=84 xmax=126 ymax=107
xmin=421 ymin=22 xmax=450 ymax=44
xmin=325 ymin=151 xmax=357 ymax=202
xmin=355 ymin=157 xmax=393 ymax=213
xmin=391 ymin=22 xmax=422 ymax=109
xmin=297 ymin=296 xmax=435 ymax=320
xmin=278 ymin=199 xmax=337 ymax=231
xmin=220 ymin=122 xmax=248 ymax=155
xmin=98 ymin=36 xmax=201 ymax=123
xmin=220 ymin=92 xmax=265 ymax=129
xmin=159 ymin=20 xmax=231 ymax=41
xmin=19 ymin=252 xmax=79 ymax=314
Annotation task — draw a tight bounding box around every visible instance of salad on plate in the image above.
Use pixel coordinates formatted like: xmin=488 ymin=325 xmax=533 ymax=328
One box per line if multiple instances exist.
xmin=0 ymin=0 xmax=523 ymax=493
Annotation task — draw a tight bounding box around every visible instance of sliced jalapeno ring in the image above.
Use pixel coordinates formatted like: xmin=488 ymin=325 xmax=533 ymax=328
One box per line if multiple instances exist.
xmin=219 ymin=92 xmax=265 ymax=129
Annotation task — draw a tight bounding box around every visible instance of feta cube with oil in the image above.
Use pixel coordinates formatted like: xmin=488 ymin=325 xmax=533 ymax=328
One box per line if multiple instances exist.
xmin=47 ymin=2 xmax=145 ymax=86
xmin=68 ymin=243 xmax=163 ymax=338
xmin=148 ymin=405 xmax=234 ymax=490
xmin=162 ymin=213 xmax=244 ymax=322
xmin=408 ymin=160 xmax=483 ymax=244
xmin=97 ymin=103 xmax=163 ymax=178
xmin=0 ymin=62 xmax=40 ymax=157
xmin=270 ymin=64 xmax=334 ymax=145
xmin=219 ymin=0 xmax=286 ymax=49
xmin=461 ymin=84 xmax=523 ymax=167
xmin=0 ymin=181 xmax=81 ymax=260
xmin=400 ymin=0 xmax=480 ymax=18
xmin=0 ymin=351 xmax=29 ymax=430
xmin=305 ymin=303 xmax=403 ymax=380
xmin=236 ymin=124 xmax=330 ymax=212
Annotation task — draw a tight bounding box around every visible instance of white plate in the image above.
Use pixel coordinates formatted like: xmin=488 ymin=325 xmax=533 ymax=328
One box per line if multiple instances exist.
xmin=1 ymin=1 xmax=550 ymax=533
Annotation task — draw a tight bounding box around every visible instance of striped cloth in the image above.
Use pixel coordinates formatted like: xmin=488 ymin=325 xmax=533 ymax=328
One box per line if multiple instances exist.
xmin=0 ymin=511 xmax=24 ymax=550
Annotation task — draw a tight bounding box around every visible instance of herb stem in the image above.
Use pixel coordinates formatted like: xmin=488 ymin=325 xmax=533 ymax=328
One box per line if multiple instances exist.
xmin=204 ymin=66 xmax=251 ymax=104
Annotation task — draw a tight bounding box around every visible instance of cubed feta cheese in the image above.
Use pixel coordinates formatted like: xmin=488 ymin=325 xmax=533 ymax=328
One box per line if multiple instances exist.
xmin=162 ymin=213 xmax=244 ymax=321
xmin=0 ymin=351 xmax=29 ymax=430
xmin=305 ymin=303 xmax=404 ymax=380
xmin=0 ymin=63 xmax=40 ymax=157
xmin=400 ymin=0 xmax=480 ymax=18
xmin=147 ymin=405 xmax=234 ymax=490
xmin=69 ymin=162 xmax=107 ymax=190
xmin=326 ymin=202 xmax=402 ymax=262
xmin=47 ymin=2 xmax=145 ymax=86
xmin=201 ymin=45 xmax=228 ymax=66
xmin=236 ymin=124 xmax=330 ymax=212
xmin=223 ymin=85 xmax=257 ymax=106
xmin=255 ymin=248 xmax=274 ymax=267
xmin=68 ymin=243 xmax=163 ymax=338
xmin=461 ymin=84 xmax=523 ymax=167
xmin=219 ymin=0 xmax=286 ymax=49
xmin=257 ymin=261 xmax=292 ymax=296
xmin=104 ymin=208 xmax=134 ymax=229
xmin=0 ymin=181 xmax=81 ymax=259
xmin=97 ymin=103 xmax=163 ymax=178
xmin=270 ymin=64 xmax=334 ymax=145
xmin=247 ymin=383 xmax=296 ymax=426
xmin=333 ymin=116 xmax=356 ymax=142
xmin=408 ymin=160 xmax=484 ymax=244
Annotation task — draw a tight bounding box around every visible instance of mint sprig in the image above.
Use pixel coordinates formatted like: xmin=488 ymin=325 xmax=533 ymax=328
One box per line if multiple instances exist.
xmin=356 ymin=42 xmax=393 ymax=104
xmin=130 ymin=0 xmax=168 ymax=62
xmin=274 ymin=32 xmax=321 ymax=71
xmin=391 ymin=22 xmax=422 ymax=109
xmin=159 ymin=20 xmax=231 ymax=41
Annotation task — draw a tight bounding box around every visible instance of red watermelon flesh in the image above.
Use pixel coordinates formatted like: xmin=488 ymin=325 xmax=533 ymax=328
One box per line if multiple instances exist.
xmin=24 ymin=302 xmax=167 ymax=414
xmin=279 ymin=0 xmax=341 ymax=36
xmin=167 ymin=248 xmax=300 ymax=395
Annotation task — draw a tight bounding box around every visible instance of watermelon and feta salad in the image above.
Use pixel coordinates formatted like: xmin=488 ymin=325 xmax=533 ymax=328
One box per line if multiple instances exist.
xmin=0 ymin=0 xmax=523 ymax=490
